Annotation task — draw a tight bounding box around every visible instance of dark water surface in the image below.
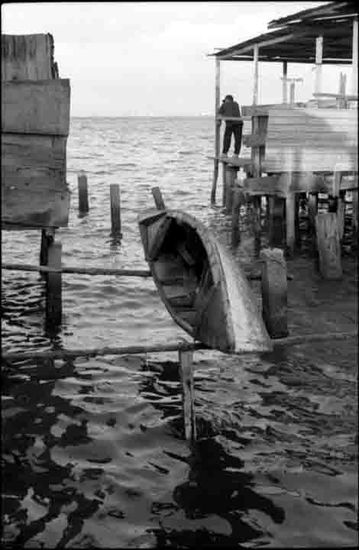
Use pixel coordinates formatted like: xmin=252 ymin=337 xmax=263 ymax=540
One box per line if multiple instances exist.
xmin=2 ymin=117 xmax=358 ymax=548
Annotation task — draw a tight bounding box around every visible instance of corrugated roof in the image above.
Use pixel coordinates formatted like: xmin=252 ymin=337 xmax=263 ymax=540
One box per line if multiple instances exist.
xmin=211 ymin=1 xmax=357 ymax=63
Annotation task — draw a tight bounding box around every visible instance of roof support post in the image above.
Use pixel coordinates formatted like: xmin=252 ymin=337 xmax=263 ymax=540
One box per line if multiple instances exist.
xmin=314 ymin=35 xmax=323 ymax=95
xmin=352 ymin=18 xmax=358 ymax=96
xmin=211 ymin=58 xmax=221 ymax=203
xmin=282 ymin=61 xmax=288 ymax=104
xmin=252 ymin=44 xmax=259 ymax=105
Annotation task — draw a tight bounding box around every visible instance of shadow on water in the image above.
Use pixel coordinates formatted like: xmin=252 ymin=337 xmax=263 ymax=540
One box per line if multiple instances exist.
xmin=138 ymin=360 xmax=285 ymax=547
xmin=2 ymin=358 xmax=102 ymax=548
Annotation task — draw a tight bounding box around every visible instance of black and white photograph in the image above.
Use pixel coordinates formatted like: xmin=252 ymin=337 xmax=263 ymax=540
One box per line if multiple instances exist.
xmin=1 ymin=1 xmax=358 ymax=547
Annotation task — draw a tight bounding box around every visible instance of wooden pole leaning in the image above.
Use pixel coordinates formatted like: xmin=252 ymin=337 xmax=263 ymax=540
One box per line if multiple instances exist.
xmin=179 ymin=349 xmax=197 ymax=443
xmin=78 ymin=171 xmax=89 ymax=214
xmin=152 ymin=187 xmax=166 ymax=210
xmin=110 ymin=184 xmax=122 ymax=236
xmin=211 ymin=58 xmax=221 ymax=204
xmin=260 ymin=247 xmax=288 ymax=338
xmin=46 ymin=240 xmax=62 ymax=325
xmin=315 ymin=213 xmax=342 ymax=280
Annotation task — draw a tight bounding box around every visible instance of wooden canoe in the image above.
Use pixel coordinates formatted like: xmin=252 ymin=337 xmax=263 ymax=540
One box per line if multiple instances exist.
xmin=138 ymin=209 xmax=272 ymax=354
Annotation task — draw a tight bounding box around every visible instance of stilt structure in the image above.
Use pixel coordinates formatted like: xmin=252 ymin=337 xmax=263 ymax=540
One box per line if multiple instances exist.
xmin=2 ymin=34 xmax=71 ymax=325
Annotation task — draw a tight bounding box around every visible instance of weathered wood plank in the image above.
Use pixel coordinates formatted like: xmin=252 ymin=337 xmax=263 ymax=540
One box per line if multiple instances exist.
xmin=264 ymin=108 xmax=357 ymax=173
xmin=1 ymin=133 xmax=70 ymax=227
xmin=2 ymin=80 xmax=70 ymax=136
xmin=2 ymin=34 xmax=57 ymax=81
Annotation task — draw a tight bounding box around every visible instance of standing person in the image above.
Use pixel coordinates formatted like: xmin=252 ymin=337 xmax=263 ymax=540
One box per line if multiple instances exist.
xmin=218 ymin=94 xmax=243 ymax=158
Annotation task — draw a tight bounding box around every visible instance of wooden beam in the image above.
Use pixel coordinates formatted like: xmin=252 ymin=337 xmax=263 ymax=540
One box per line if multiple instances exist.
xmin=253 ymin=44 xmax=259 ymax=105
xmin=1 ymin=80 xmax=70 ymax=136
xmin=352 ymin=18 xmax=358 ymax=95
xmin=314 ymin=35 xmax=323 ymax=95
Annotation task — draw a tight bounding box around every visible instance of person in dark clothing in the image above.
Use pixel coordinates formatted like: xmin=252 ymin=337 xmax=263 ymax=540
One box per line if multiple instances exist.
xmin=218 ymin=94 xmax=243 ymax=157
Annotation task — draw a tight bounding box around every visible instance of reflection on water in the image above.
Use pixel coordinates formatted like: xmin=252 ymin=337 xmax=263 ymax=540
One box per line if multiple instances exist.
xmin=2 ymin=118 xmax=357 ymax=548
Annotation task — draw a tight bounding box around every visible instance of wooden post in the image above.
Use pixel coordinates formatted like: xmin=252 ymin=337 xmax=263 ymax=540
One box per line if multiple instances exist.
xmin=110 ymin=184 xmax=122 ymax=235
xmin=46 ymin=241 xmax=62 ymax=325
xmin=308 ymin=192 xmax=318 ymax=234
xmin=253 ymin=44 xmax=259 ymax=105
xmin=282 ymin=61 xmax=288 ymax=104
xmin=285 ymin=191 xmax=296 ymax=255
xmin=289 ymin=81 xmax=295 ymax=104
xmin=250 ymin=114 xmax=267 ymax=256
xmin=78 ymin=171 xmax=89 ymax=213
xmin=260 ymin=248 xmax=288 ymax=338
xmin=337 ymin=72 xmax=347 ymax=108
xmin=179 ymin=349 xmax=196 ymax=443
xmin=222 ymin=162 xmax=227 ymax=207
xmin=211 ymin=58 xmax=221 ymax=204
xmin=314 ymin=36 xmax=323 ymax=95
xmin=295 ymin=193 xmax=301 ymax=248
xmin=352 ymin=17 xmax=358 ymax=96
xmin=268 ymin=196 xmax=285 ymax=247
xmin=337 ymin=191 xmax=345 ymax=241
xmin=39 ymin=228 xmax=55 ymax=278
xmin=315 ymin=213 xmax=342 ymax=279
xmin=352 ymin=189 xmax=358 ymax=249
xmin=151 ymin=186 xmax=166 ymax=210
xmin=231 ymin=188 xmax=244 ymax=247
xmin=225 ymin=166 xmax=237 ymax=214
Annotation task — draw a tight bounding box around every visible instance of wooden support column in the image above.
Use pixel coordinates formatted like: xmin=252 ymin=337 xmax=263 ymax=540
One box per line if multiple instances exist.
xmin=352 ymin=18 xmax=358 ymax=96
xmin=285 ymin=189 xmax=296 ymax=256
xmin=46 ymin=240 xmax=62 ymax=325
xmin=211 ymin=58 xmax=221 ymax=204
xmin=225 ymin=166 xmax=238 ymax=213
xmin=260 ymin=248 xmax=288 ymax=338
xmin=315 ymin=213 xmax=342 ymax=279
xmin=337 ymin=191 xmax=345 ymax=241
xmin=314 ymin=36 xmax=323 ymax=95
xmin=231 ymin=188 xmax=245 ymax=247
xmin=352 ymin=189 xmax=358 ymax=249
xmin=268 ymin=196 xmax=285 ymax=247
xmin=78 ymin=171 xmax=89 ymax=214
xmin=294 ymin=194 xmax=302 ymax=248
xmin=252 ymin=44 xmax=259 ymax=105
xmin=222 ymin=163 xmax=227 ymax=206
xmin=308 ymin=192 xmax=318 ymax=253
xmin=250 ymin=114 xmax=267 ymax=255
xmin=179 ymin=349 xmax=196 ymax=443
xmin=282 ymin=61 xmax=288 ymax=104
xmin=110 ymin=184 xmax=122 ymax=235
xmin=152 ymin=186 xmax=166 ymax=210
xmin=39 ymin=228 xmax=55 ymax=278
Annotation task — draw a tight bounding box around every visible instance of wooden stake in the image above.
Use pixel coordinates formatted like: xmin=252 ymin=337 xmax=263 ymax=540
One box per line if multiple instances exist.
xmin=179 ymin=349 xmax=196 ymax=443
xmin=315 ymin=213 xmax=342 ymax=279
xmin=222 ymin=163 xmax=227 ymax=207
xmin=211 ymin=58 xmax=221 ymax=204
xmin=295 ymin=193 xmax=301 ymax=249
xmin=225 ymin=166 xmax=237 ymax=213
xmin=252 ymin=44 xmax=259 ymax=105
xmin=151 ymin=187 xmax=166 ymax=210
xmin=260 ymin=247 xmax=288 ymax=338
xmin=46 ymin=241 xmax=62 ymax=325
xmin=308 ymin=192 xmax=318 ymax=235
xmin=110 ymin=184 xmax=122 ymax=235
xmin=337 ymin=191 xmax=345 ymax=241
xmin=78 ymin=171 xmax=89 ymax=213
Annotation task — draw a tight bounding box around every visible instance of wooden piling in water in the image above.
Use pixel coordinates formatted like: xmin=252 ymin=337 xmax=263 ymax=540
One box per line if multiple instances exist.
xmin=268 ymin=196 xmax=285 ymax=248
xmin=315 ymin=213 xmax=342 ymax=279
xmin=46 ymin=240 xmax=62 ymax=324
xmin=260 ymin=247 xmax=288 ymax=338
xmin=110 ymin=184 xmax=122 ymax=235
xmin=152 ymin=186 xmax=166 ymax=210
xmin=179 ymin=349 xmax=196 ymax=443
xmin=225 ymin=166 xmax=237 ymax=213
xmin=78 ymin=171 xmax=89 ymax=213
xmin=285 ymin=191 xmax=296 ymax=255
xmin=231 ymin=188 xmax=244 ymax=247
xmin=39 ymin=229 xmax=55 ymax=278
xmin=352 ymin=189 xmax=358 ymax=249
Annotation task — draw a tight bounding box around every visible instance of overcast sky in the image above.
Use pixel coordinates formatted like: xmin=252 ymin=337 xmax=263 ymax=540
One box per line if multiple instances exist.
xmin=3 ymin=1 xmax=351 ymax=116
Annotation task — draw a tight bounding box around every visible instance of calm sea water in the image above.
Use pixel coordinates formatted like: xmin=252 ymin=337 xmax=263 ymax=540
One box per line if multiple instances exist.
xmin=2 ymin=117 xmax=358 ymax=548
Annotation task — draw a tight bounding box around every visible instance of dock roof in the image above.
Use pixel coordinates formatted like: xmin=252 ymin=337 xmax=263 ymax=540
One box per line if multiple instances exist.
xmin=211 ymin=1 xmax=356 ymax=64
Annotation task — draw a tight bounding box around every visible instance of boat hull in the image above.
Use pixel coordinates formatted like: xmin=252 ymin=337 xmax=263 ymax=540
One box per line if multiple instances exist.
xmin=138 ymin=209 xmax=272 ymax=353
